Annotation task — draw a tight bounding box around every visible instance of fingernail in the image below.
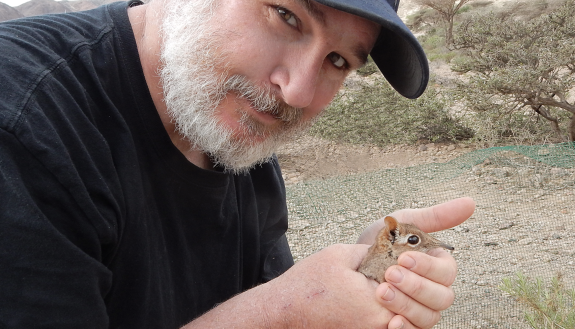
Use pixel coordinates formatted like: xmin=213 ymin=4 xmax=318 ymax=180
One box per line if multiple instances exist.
xmin=399 ymin=255 xmax=416 ymax=269
xmin=387 ymin=268 xmax=404 ymax=283
xmin=395 ymin=321 xmax=405 ymax=329
xmin=381 ymin=287 xmax=395 ymax=301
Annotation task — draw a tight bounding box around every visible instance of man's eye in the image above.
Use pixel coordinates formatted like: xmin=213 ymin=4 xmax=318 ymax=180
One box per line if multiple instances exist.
xmin=277 ymin=7 xmax=298 ymax=27
xmin=328 ymin=52 xmax=346 ymax=69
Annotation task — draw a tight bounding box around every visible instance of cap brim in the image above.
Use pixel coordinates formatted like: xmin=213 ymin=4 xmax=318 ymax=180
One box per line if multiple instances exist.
xmin=314 ymin=0 xmax=429 ymax=99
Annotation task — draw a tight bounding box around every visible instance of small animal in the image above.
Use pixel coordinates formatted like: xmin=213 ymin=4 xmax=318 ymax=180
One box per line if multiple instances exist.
xmin=358 ymin=216 xmax=454 ymax=283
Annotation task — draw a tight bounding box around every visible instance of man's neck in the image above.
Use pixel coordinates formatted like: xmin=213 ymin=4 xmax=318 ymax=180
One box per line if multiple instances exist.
xmin=127 ymin=1 xmax=214 ymax=170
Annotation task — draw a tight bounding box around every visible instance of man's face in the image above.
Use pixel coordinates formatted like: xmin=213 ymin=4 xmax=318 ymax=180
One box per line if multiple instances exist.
xmin=160 ymin=0 xmax=379 ymax=173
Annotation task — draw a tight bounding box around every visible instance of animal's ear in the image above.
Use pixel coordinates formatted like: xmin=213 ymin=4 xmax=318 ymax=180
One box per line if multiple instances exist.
xmin=375 ymin=216 xmax=399 ymax=245
xmin=384 ymin=216 xmax=398 ymax=232
xmin=384 ymin=216 xmax=400 ymax=243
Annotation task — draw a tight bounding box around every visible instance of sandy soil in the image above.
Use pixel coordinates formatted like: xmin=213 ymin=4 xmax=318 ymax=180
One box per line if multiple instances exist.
xmin=277 ymin=135 xmax=480 ymax=185
xmin=277 ymin=135 xmax=575 ymax=328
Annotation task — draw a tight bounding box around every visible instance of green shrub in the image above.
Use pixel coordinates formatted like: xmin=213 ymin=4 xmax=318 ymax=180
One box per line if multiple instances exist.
xmin=457 ymin=5 xmax=472 ymax=14
xmin=310 ymin=77 xmax=474 ymax=146
xmin=500 ymin=272 xmax=575 ymax=328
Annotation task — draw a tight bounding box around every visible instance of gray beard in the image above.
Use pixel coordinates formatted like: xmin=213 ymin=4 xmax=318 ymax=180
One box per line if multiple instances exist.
xmin=159 ymin=0 xmax=311 ymax=174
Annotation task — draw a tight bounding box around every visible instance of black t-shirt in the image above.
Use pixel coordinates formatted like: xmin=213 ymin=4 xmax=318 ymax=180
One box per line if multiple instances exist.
xmin=0 ymin=1 xmax=293 ymax=328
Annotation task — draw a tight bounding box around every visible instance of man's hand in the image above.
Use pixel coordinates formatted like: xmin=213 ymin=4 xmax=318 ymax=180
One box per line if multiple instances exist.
xmin=185 ymin=244 xmax=397 ymax=328
xmin=184 ymin=197 xmax=474 ymax=329
xmin=357 ymin=197 xmax=476 ymax=329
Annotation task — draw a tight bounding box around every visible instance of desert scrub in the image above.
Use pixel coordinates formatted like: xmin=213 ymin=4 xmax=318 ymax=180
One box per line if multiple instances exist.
xmin=310 ymin=77 xmax=473 ymax=146
xmin=500 ymin=272 xmax=575 ymax=328
xmin=356 ymin=56 xmax=380 ymax=77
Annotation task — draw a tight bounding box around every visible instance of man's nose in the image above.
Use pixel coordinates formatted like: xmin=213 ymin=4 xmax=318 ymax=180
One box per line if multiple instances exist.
xmin=269 ymin=49 xmax=325 ymax=109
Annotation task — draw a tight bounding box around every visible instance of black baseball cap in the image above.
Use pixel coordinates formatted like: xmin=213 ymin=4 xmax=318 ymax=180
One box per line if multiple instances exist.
xmin=315 ymin=0 xmax=429 ymax=99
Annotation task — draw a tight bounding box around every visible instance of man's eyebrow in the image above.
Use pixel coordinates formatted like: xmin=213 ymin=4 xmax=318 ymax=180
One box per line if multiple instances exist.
xmin=294 ymin=0 xmax=325 ymax=25
xmin=354 ymin=46 xmax=371 ymax=67
xmin=294 ymin=0 xmax=373 ymax=67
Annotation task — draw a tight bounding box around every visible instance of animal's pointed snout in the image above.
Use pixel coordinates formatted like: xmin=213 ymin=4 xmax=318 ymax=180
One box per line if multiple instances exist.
xmin=441 ymin=243 xmax=455 ymax=251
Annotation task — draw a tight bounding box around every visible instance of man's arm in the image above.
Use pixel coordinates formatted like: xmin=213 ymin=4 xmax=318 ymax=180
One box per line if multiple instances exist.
xmin=182 ymin=198 xmax=475 ymax=329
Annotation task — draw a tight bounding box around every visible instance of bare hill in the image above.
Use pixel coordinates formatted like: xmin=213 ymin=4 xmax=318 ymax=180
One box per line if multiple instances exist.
xmin=0 ymin=2 xmax=24 ymax=22
xmin=0 ymin=0 xmax=126 ymax=22
xmin=15 ymin=0 xmax=73 ymax=17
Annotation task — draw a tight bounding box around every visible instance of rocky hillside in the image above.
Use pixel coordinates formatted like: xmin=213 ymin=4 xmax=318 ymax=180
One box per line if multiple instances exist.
xmin=0 ymin=2 xmax=23 ymax=21
xmin=0 ymin=0 xmax=122 ymax=22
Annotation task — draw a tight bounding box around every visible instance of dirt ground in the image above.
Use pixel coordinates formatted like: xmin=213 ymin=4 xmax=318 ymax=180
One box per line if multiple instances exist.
xmin=277 ymin=136 xmax=575 ymax=328
xmin=277 ymin=135 xmax=480 ymax=185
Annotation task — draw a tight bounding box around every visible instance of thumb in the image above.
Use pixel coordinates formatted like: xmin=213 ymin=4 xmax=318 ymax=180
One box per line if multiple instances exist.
xmin=314 ymin=244 xmax=370 ymax=270
xmin=392 ymin=197 xmax=475 ymax=233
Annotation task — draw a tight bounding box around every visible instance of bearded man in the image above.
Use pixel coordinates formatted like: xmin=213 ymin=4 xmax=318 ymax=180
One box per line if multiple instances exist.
xmin=0 ymin=0 xmax=475 ymax=328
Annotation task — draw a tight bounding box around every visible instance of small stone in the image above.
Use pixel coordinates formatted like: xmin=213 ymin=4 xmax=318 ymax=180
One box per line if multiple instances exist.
xmin=476 ymin=281 xmax=487 ymax=286
xmin=552 ymin=233 xmax=562 ymax=239
xmin=551 ymin=168 xmax=566 ymax=175
xmin=419 ymin=144 xmax=428 ymax=152
xmin=454 ymin=226 xmax=469 ymax=233
xmin=520 ymin=238 xmax=533 ymax=245
xmin=498 ymin=222 xmax=515 ymax=230
xmin=484 ymin=242 xmax=498 ymax=247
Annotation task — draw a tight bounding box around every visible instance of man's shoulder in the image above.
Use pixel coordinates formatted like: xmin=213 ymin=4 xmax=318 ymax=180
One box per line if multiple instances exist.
xmin=0 ymin=2 xmax=129 ymax=130
xmin=0 ymin=4 xmax=119 ymax=72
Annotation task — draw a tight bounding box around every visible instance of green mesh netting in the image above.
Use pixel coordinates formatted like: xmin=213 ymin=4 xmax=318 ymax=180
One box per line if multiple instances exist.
xmin=285 ymin=143 xmax=575 ymax=328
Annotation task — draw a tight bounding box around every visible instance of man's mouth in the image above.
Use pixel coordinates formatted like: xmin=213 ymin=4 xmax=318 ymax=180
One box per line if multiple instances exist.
xmin=225 ymin=76 xmax=304 ymax=126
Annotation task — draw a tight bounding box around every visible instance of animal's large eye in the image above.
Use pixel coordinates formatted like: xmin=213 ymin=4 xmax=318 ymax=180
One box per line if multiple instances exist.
xmin=407 ymin=235 xmax=419 ymax=245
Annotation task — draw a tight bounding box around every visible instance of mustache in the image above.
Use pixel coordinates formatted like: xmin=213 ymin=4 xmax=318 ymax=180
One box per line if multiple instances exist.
xmin=223 ymin=75 xmax=303 ymax=123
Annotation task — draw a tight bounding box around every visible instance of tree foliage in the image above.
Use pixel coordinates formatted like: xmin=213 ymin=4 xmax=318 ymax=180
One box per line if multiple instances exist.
xmin=451 ymin=0 xmax=575 ymax=141
xmin=310 ymin=77 xmax=473 ymax=146
xmin=414 ymin=0 xmax=473 ymax=47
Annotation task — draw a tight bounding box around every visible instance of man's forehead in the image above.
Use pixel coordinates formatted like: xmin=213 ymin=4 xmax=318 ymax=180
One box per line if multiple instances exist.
xmin=296 ymin=0 xmax=379 ymax=63
xmin=294 ymin=0 xmax=326 ymax=24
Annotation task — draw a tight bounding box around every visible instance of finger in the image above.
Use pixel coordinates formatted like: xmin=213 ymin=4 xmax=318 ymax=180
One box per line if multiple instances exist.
xmin=397 ymin=249 xmax=457 ymax=286
xmin=384 ymin=266 xmax=455 ymax=311
xmin=392 ymin=197 xmax=475 ymax=233
xmin=388 ymin=315 xmax=425 ymax=329
xmin=357 ymin=221 xmax=385 ymax=244
xmin=376 ymin=283 xmax=441 ymax=329
xmin=357 ymin=198 xmax=475 ymax=244
xmin=388 ymin=315 xmax=410 ymax=329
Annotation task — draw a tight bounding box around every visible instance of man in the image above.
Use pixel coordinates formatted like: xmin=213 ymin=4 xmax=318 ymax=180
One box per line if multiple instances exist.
xmin=0 ymin=0 xmax=475 ymax=328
